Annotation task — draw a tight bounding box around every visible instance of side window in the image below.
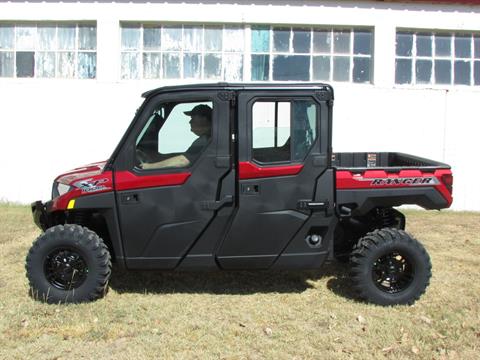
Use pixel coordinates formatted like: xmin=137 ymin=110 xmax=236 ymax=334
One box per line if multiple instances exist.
xmin=252 ymin=99 xmax=317 ymax=163
xmin=136 ymin=100 xmax=213 ymax=169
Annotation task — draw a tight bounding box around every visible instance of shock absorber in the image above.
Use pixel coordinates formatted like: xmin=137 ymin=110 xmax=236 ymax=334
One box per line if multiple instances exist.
xmin=377 ymin=208 xmax=397 ymax=228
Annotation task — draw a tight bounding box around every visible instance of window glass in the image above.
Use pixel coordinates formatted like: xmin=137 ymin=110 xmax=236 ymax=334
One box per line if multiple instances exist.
xmin=353 ymin=57 xmax=370 ymax=83
xmin=16 ymin=51 xmax=34 ymax=77
xmin=224 ymin=26 xmax=244 ymax=52
xmin=183 ymin=53 xmax=202 ymax=79
xmin=162 ymin=52 xmax=181 ymax=79
xmin=223 ymin=53 xmax=243 ymax=81
xmin=0 ymin=25 xmax=14 ymax=49
xmin=205 ymin=26 xmax=222 ymax=51
xmin=292 ymin=28 xmax=311 ymax=54
xmin=78 ymin=52 xmax=96 ymax=79
xmin=313 ymin=30 xmax=331 ymax=53
xmin=78 ymin=26 xmax=96 ymax=50
xmin=204 ymin=53 xmax=222 ymax=79
xmin=183 ymin=26 xmax=202 ymax=52
xmin=454 ymin=60 xmax=470 ymax=85
xmin=333 ymin=30 xmax=350 ymax=54
xmin=435 ymin=60 xmax=451 ymax=84
xmin=36 ymin=52 xmax=55 ymax=78
xmin=121 ymin=26 xmax=140 ymax=50
xmin=57 ymin=52 xmax=75 ymax=78
xmin=273 ymin=55 xmax=309 ymax=81
xmin=333 ymin=56 xmax=350 ymax=81
xmin=435 ymin=34 xmax=451 ymax=56
xmin=455 ymin=35 xmax=471 ymax=58
xmin=251 ymin=54 xmax=269 ymax=81
xmin=143 ymin=27 xmax=162 ymax=50
xmin=396 ymin=33 xmax=413 ymax=57
xmin=252 ymin=99 xmax=317 ymax=163
xmin=37 ymin=26 xmax=56 ymax=50
xmin=251 ymin=26 xmax=270 ymax=53
xmin=416 ymin=60 xmax=432 ymax=84
xmin=136 ymin=101 xmax=213 ymax=170
xmin=395 ymin=58 xmax=412 ymax=84
xmin=58 ymin=25 xmax=76 ymax=50
xmin=0 ymin=52 xmax=14 ymax=76
xmin=474 ymin=61 xmax=480 ymax=85
xmin=163 ymin=26 xmax=182 ymax=51
xmin=143 ymin=53 xmax=162 ymax=79
xmin=273 ymin=28 xmax=290 ymax=53
xmin=354 ymin=32 xmax=371 ymax=55
xmin=121 ymin=52 xmax=140 ymax=79
xmin=416 ymin=33 xmax=432 ymax=57
xmin=312 ymin=56 xmax=330 ymax=80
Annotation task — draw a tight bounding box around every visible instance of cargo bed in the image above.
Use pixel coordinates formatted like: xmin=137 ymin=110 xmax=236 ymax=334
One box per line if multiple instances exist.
xmin=332 ymin=152 xmax=450 ymax=171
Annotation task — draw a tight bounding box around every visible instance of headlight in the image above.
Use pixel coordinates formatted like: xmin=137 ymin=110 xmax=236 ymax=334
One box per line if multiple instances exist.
xmin=52 ymin=181 xmax=73 ymax=199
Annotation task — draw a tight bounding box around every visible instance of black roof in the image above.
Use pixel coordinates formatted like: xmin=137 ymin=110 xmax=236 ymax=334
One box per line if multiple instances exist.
xmin=142 ymin=82 xmax=333 ymax=99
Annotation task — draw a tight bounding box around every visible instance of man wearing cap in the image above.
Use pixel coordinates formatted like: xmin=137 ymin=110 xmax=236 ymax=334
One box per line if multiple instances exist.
xmin=141 ymin=104 xmax=212 ymax=169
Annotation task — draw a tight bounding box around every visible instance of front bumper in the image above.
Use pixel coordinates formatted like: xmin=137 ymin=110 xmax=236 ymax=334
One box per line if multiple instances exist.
xmin=31 ymin=200 xmax=52 ymax=231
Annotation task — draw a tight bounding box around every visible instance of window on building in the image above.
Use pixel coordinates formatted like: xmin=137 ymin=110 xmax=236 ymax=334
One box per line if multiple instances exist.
xmin=395 ymin=30 xmax=480 ymax=86
xmin=121 ymin=24 xmax=244 ymax=81
xmin=0 ymin=23 xmax=96 ymax=79
xmin=251 ymin=26 xmax=373 ymax=83
xmin=252 ymin=99 xmax=318 ymax=163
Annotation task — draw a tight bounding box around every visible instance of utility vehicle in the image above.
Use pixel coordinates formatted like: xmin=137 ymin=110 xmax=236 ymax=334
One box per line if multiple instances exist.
xmin=27 ymin=83 xmax=453 ymax=305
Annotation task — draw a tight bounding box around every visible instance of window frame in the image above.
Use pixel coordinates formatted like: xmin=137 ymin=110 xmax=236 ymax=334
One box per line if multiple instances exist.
xmin=248 ymin=96 xmax=320 ymax=166
xmin=0 ymin=22 xmax=97 ymax=79
xmin=250 ymin=25 xmax=374 ymax=84
xmin=395 ymin=29 xmax=480 ymax=88
xmin=120 ymin=23 xmax=245 ymax=81
xmin=132 ymin=95 xmax=216 ymax=173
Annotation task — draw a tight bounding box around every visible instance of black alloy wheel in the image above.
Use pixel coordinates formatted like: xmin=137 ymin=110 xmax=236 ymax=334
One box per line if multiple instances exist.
xmin=372 ymin=251 xmax=414 ymax=294
xmin=26 ymin=224 xmax=111 ymax=303
xmin=44 ymin=248 xmax=89 ymax=290
xmin=350 ymin=228 xmax=431 ymax=306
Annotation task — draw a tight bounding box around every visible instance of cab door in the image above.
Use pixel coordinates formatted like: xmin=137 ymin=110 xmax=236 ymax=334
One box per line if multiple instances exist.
xmin=216 ymin=90 xmax=336 ymax=270
xmin=113 ymin=90 xmax=234 ymax=269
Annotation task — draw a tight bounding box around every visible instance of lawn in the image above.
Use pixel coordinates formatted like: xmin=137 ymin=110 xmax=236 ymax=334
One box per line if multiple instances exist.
xmin=0 ymin=204 xmax=479 ymax=359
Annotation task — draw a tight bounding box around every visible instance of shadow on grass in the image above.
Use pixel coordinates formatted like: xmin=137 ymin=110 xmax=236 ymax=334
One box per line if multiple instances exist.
xmin=109 ymin=261 xmax=359 ymax=300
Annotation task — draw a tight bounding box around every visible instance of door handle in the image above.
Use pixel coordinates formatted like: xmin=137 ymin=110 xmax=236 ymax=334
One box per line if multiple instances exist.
xmin=200 ymin=195 xmax=234 ymax=211
xmin=121 ymin=193 xmax=139 ymax=204
xmin=297 ymin=199 xmax=332 ymax=216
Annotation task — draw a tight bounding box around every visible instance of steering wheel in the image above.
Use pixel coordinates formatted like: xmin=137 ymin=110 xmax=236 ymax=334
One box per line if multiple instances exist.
xmin=136 ymin=148 xmax=150 ymax=166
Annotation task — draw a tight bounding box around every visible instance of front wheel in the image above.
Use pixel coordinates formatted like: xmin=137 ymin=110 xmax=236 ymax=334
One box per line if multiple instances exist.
xmin=350 ymin=228 xmax=431 ymax=306
xmin=26 ymin=224 xmax=111 ymax=303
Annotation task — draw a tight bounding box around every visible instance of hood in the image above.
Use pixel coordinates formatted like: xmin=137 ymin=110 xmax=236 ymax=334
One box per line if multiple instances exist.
xmin=55 ymin=161 xmax=108 ymax=186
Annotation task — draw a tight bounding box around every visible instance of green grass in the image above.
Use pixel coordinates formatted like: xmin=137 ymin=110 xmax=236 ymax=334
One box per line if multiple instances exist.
xmin=0 ymin=205 xmax=479 ymax=359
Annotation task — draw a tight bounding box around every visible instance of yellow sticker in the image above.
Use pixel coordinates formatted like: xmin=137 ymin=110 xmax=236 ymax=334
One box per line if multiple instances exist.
xmin=67 ymin=199 xmax=75 ymax=209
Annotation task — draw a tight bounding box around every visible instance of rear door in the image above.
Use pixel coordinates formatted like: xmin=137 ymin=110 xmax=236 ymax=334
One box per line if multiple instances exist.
xmin=216 ymin=89 xmax=336 ymax=269
xmin=114 ymin=90 xmax=234 ymax=269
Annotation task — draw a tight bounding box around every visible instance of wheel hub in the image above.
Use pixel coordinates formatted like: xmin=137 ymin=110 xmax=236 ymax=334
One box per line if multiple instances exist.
xmin=372 ymin=252 xmax=414 ymax=294
xmin=44 ymin=248 xmax=88 ymax=290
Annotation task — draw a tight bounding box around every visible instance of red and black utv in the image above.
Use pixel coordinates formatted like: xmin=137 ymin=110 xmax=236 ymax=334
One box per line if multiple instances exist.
xmin=27 ymin=83 xmax=453 ymax=305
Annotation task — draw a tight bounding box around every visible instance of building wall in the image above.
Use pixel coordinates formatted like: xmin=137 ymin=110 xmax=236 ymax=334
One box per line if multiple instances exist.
xmin=0 ymin=1 xmax=479 ymax=210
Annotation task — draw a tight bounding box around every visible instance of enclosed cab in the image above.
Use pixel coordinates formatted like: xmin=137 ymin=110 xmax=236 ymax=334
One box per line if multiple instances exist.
xmin=27 ymin=83 xmax=453 ymax=305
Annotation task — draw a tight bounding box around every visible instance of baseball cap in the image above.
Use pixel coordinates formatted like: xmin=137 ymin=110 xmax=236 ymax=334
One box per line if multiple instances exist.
xmin=184 ymin=104 xmax=212 ymax=118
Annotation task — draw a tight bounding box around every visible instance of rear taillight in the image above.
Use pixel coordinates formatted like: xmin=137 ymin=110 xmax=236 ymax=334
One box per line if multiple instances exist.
xmin=441 ymin=174 xmax=453 ymax=194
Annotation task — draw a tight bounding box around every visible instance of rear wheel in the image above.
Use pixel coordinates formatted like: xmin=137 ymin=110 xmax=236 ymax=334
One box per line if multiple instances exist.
xmin=26 ymin=224 xmax=111 ymax=303
xmin=350 ymin=228 xmax=431 ymax=306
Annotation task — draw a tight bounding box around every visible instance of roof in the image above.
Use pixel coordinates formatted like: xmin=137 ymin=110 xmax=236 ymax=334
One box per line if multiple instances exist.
xmin=142 ymin=82 xmax=333 ymax=99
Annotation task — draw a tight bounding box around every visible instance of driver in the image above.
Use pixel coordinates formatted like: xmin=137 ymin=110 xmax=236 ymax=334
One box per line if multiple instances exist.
xmin=141 ymin=104 xmax=212 ymax=169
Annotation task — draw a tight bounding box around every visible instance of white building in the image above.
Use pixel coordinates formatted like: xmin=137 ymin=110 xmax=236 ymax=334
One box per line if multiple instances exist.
xmin=0 ymin=0 xmax=479 ymax=210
